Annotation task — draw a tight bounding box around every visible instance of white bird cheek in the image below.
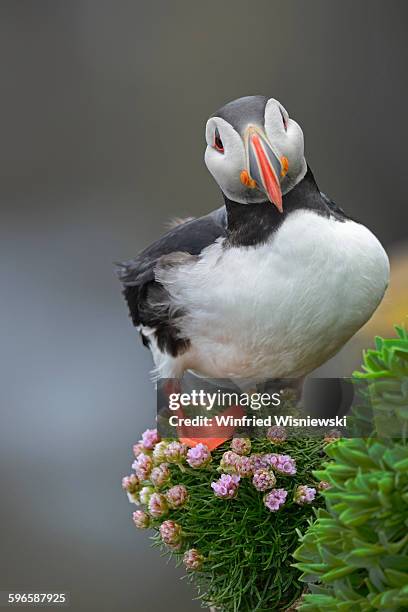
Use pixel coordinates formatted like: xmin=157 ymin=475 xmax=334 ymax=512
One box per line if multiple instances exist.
xmin=205 ymin=139 xmax=245 ymax=199
xmin=205 ymin=118 xmax=216 ymax=147
xmin=264 ymin=99 xmax=286 ymax=139
xmin=286 ymin=119 xmax=304 ymax=154
xmin=284 ymin=120 xmax=304 ymax=172
xmin=204 ymin=146 xmax=220 ymax=183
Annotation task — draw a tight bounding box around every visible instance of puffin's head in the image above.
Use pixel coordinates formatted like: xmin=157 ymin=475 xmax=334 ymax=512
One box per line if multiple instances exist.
xmin=205 ymin=96 xmax=307 ymax=211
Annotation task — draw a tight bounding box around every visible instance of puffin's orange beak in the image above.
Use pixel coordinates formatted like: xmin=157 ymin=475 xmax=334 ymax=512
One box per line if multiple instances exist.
xmin=244 ymin=127 xmax=287 ymax=212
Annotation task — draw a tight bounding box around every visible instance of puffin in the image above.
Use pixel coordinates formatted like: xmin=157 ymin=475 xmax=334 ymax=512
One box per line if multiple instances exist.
xmin=116 ymin=95 xmax=389 ymax=380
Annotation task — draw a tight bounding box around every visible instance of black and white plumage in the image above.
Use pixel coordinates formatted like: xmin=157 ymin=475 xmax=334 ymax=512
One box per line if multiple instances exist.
xmin=117 ymin=96 xmax=389 ymax=379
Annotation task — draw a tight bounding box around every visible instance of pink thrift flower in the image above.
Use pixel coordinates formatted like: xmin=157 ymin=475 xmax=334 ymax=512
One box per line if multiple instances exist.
xmin=324 ymin=430 xmax=341 ymax=444
xmin=132 ymin=453 xmax=153 ymax=480
xmin=139 ymin=485 xmax=155 ymax=505
xmin=267 ymin=453 xmax=297 ymax=476
xmin=122 ymin=473 xmax=140 ymax=493
xmin=267 ymin=426 xmax=287 ymax=445
xmin=142 ymin=428 xmax=160 ymax=450
xmin=127 ymin=491 xmax=141 ymax=505
xmin=264 ymin=488 xmax=288 ymax=512
xmin=133 ymin=441 xmax=146 ymax=457
xmin=250 ymin=454 xmax=270 ymax=471
xmin=183 ymin=548 xmax=204 ymax=571
xmin=230 ymin=437 xmax=251 ymax=456
xmin=186 ymin=443 xmax=212 ymax=468
xmin=252 ymin=468 xmax=276 ymax=492
xmin=148 ymin=492 xmax=168 ymax=518
xmin=236 ymin=456 xmax=253 ymax=477
xmin=150 ymin=464 xmax=170 ymax=488
xmin=219 ymin=451 xmax=240 ymax=473
xmin=166 ymin=484 xmax=189 ymax=509
xmin=294 ymin=485 xmax=316 ymax=505
xmin=159 ymin=520 xmax=182 ymax=548
xmin=211 ymin=474 xmax=240 ymax=499
xmin=165 ymin=441 xmax=188 ymax=464
xmin=152 ymin=441 xmax=169 ymax=464
xmin=132 ymin=510 xmax=150 ymax=529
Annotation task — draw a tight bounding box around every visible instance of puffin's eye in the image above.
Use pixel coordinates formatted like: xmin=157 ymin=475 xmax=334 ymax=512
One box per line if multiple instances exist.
xmin=214 ymin=128 xmax=224 ymax=153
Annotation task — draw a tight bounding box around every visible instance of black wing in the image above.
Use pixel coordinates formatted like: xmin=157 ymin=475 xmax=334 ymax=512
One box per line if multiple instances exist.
xmin=115 ymin=206 xmax=227 ymax=355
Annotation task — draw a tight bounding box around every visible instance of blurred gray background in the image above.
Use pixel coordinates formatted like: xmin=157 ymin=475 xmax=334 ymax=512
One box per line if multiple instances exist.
xmin=1 ymin=1 xmax=407 ymax=610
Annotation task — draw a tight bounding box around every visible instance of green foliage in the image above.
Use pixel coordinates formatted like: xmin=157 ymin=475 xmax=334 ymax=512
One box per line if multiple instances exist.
xmin=149 ymin=438 xmax=325 ymax=612
xmin=354 ymin=325 xmax=408 ymax=382
xmin=293 ymin=326 xmax=408 ymax=611
xmin=293 ymin=438 xmax=408 ymax=611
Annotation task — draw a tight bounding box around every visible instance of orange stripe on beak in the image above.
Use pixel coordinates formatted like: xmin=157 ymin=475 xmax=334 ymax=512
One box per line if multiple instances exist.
xmin=250 ymin=133 xmax=283 ymax=212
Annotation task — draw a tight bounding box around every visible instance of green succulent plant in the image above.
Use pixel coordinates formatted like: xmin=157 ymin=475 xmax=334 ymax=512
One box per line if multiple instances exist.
xmin=293 ymin=326 xmax=408 ymax=611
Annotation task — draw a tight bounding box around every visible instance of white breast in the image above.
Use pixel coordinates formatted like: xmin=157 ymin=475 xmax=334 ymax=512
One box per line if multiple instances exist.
xmin=157 ymin=210 xmax=390 ymax=378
